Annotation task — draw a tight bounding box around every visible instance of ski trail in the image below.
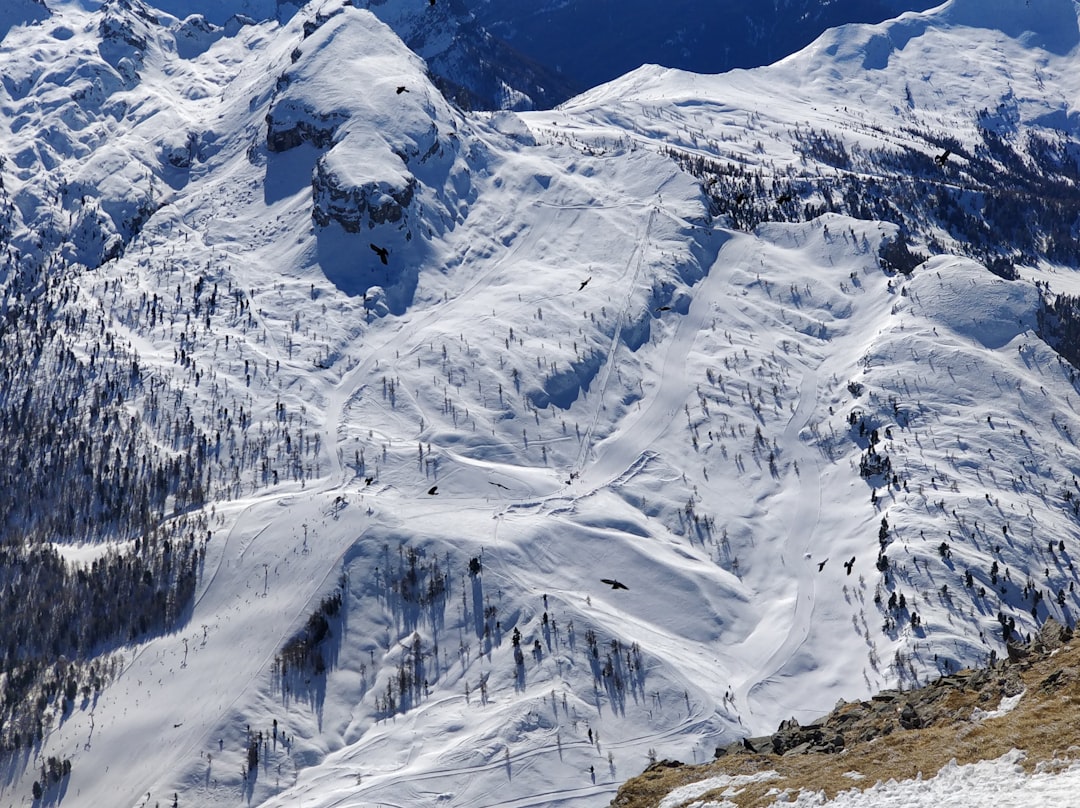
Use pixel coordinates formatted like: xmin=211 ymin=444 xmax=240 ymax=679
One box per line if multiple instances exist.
xmin=573 ymin=207 xmax=656 ymax=476
xmin=575 ymin=220 xmax=727 ymax=493
xmin=276 ymin=699 xmax=710 ymax=808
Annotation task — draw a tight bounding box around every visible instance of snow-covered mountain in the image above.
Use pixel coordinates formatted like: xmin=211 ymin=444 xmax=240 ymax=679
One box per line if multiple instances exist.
xmin=465 ymin=0 xmax=941 ymax=102
xmin=2 ymin=1 xmax=1080 ymax=807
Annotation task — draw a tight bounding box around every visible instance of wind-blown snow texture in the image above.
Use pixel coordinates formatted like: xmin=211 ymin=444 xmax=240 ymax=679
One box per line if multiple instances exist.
xmin=3 ymin=1 xmax=1080 ymax=807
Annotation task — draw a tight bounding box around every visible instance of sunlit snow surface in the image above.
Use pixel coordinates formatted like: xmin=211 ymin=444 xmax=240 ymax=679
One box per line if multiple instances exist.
xmin=778 ymin=751 xmax=1080 ymax=808
xmin=3 ymin=1 xmax=1080 ymax=807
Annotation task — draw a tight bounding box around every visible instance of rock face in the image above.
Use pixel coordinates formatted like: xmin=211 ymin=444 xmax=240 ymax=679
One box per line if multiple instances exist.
xmin=310 ymin=158 xmax=416 ymax=232
xmin=265 ymin=101 xmax=347 ymax=153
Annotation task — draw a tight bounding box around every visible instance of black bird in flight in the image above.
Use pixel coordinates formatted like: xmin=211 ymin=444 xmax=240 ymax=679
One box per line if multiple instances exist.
xmin=427 ymin=485 xmax=438 ymax=495
xmin=843 ymin=556 xmax=856 ymax=575
xmin=655 ymin=305 xmax=671 ymax=312
xmin=364 ymin=476 xmax=374 ymax=486
xmin=934 ymin=148 xmax=951 ymax=166
xmin=489 ymin=481 xmax=509 ymax=490
xmin=396 ymin=85 xmax=409 ymax=94
xmin=817 ymin=558 xmax=828 ymax=572
xmin=370 ymin=243 xmax=389 ymax=264
xmin=600 ymin=578 xmax=629 ymax=590
xmin=578 ymin=276 xmax=591 ymax=291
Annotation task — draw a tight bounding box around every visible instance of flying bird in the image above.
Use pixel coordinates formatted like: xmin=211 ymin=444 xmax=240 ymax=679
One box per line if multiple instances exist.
xmin=655 ymin=305 xmax=671 ymax=312
xmin=843 ymin=556 xmax=856 ymax=575
xmin=600 ymin=578 xmax=629 ymax=590
xmin=396 ymin=85 xmax=409 ymax=94
xmin=364 ymin=476 xmax=374 ymax=486
xmin=489 ymin=481 xmax=509 ymax=490
xmin=817 ymin=558 xmax=828 ymax=572
xmin=427 ymin=485 xmax=438 ymax=495
xmin=578 ymin=276 xmax=592 ymax=291
xmin=370 ymin=243 xmax=389 ymax=265
xmin=934 ymin=149 xmax=951 ymax=166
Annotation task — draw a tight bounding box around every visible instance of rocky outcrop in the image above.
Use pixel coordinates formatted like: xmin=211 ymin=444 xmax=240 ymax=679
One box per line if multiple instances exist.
xmin=716 ymin=618 xmax=1073 ymax=761
xmin=172 ymin=14 xmax=224 ymax=60
xmin=159 ymin=130 xmax=199 ymax=169
xmin=311 ymin=158 xmax=416 ymax=233
xmin=97 ymin=0 xmax=154 ymax=73
xmin=265 ymin=100 xmax=347 ymax=153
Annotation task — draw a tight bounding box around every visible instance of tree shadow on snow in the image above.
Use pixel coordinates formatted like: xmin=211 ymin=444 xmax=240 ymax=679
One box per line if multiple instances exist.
xmin=277 ymin=591 xmax=344 ymax=733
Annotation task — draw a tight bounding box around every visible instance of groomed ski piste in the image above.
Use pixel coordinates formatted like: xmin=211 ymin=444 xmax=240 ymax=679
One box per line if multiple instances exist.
xmin=4 ymin=1 xmax=1080 ymax=806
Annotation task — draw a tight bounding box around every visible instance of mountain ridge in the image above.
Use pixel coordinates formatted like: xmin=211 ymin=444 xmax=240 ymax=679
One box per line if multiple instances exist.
xmin=3 ymin=1 xmax=1080 ymax=807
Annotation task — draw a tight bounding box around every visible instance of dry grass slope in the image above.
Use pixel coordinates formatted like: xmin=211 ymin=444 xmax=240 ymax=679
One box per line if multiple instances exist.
xmin=610 ymin=620 xmax=1080 ymax=807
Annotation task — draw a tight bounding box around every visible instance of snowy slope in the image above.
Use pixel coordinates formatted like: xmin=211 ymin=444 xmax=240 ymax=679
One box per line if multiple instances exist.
xmin=2 ymin=1 xmax=1080 ymax=808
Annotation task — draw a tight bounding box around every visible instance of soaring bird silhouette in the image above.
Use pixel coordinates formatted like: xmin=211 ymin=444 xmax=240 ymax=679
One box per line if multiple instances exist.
xmin=655 ymin=305 xmax=671 ymax=312
xmin=427 ymin=485 xmax=438 ymax=495
xmin=578 ymin=276 xmax=592 ymax=291
xmin=843 ymin=556 xmax=856 ymax=575
xmin=600 ymin=578 xmax=629 ymax=590
xmin=370 ymin=243 xmax=389 ymax=265
xmin=364 ymin=476 xmax=374 ymax=486
xmin=489 ymin=481 xmax=509 ymax=490
xmin=817 ymin=558 xmax=828 ymax=572
xmin=396 ymin=85 xmax=409 ymax=94
xmin=934 ymin=149 xmax=951 ymax=167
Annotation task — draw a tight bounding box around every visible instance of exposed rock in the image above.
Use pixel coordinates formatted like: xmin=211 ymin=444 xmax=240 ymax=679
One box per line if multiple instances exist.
xmin=898 ymin=702 xmax=921 ymax=730
xmin=642 ymin=759 xmax=683 ymax=776
xmin=1034 ymin=616 xmax=1073 ymax=653
xmin=160 ymin=130 xmax=198 ymax=169
xmin=311 ymin=157 xmax=416 ymax=233
xmin=97 ymin=0 xmax=153 ymax=72
xmin=265 ymin=100 xmax=346 ymax=152
xmin=714 ymin=629 xmax=1079 ymax=765
xmin=1006 ymin=637 xmax=1031 ymax=662
xmin=172 ymin=14 xmax=224 ymax=60
xmin=1038 ymin=666 xmax=1079 ymax=693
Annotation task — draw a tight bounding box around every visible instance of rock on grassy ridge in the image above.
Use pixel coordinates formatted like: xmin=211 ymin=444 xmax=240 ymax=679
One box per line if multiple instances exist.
xmin=610 ymin=617 xmax=1080 ymax=807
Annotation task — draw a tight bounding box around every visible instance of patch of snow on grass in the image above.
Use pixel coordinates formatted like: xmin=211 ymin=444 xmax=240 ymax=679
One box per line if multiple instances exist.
xmin=658 ymin=770 xmax=779 ymax=808
xmin=971 ymin=689 xmax=1025 ymax=721
xmin=781 ymin=749 xmax=1080 ymax=807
